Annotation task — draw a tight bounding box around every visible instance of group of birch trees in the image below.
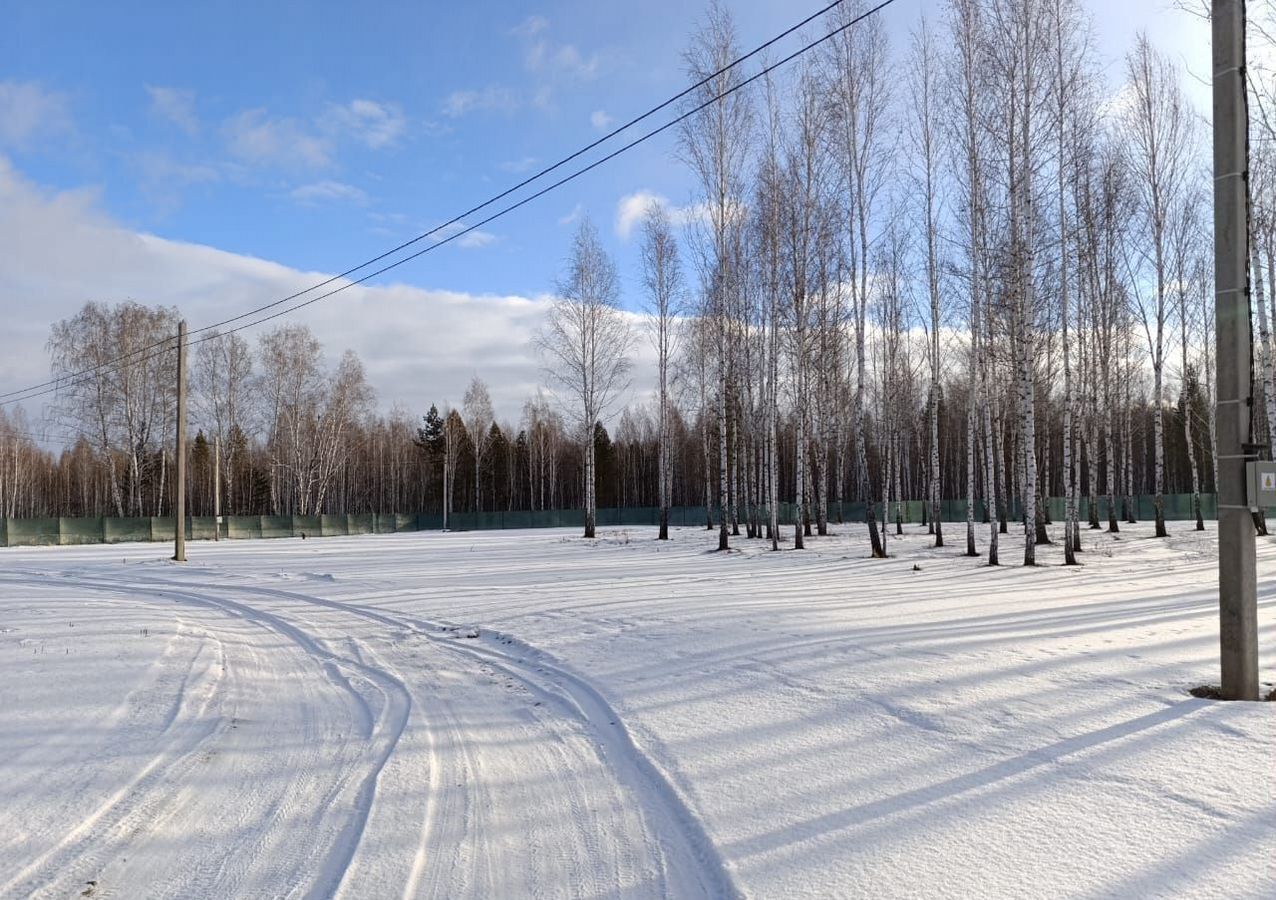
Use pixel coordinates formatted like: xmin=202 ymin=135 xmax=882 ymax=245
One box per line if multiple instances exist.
xmin=22 ymin=302 xmax=375 ymax=519
xmin=9 ymin=0 xmax=1268 ymax=568
xmin=607 ymin=0 xmax=1219 ymax=565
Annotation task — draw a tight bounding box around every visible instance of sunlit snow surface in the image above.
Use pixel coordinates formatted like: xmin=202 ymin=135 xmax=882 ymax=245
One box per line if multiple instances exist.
xmin=1 ymin=522 xmax=1272 ymax=899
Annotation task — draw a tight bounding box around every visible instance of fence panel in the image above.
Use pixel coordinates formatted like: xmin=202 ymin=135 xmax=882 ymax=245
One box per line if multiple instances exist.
xmin=318 ymin=515 xmax=347 ymax=537
xmin=0 ymin=492 xmax=1245 ymax=549
xmin=260 ymin=515 xmax=293 ymax=540
xmin=4 ymin=518 xmax=59 ymax=546
xmin=292 ymin=515 xmax=321 ymax=539
xmin=447 ymin=512 xmax=476 ymax=531
xmin=1136 ymin=494 xmax=1153 ymax=521
xmin=227 ymin=516 xmax=262 ymax=540
xmin=498 ymin=510 xmax=536 ymax=529
xmin=59 ymin=517 xmax=103 ymax=545
xmin=102 ymin=517 xmax=150 ymax=544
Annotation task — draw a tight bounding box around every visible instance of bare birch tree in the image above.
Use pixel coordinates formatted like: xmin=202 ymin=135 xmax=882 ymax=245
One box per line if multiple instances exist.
xmin=910 ymin=16 xmax=946 ymax=548
xmin=193 ymin=330 xmax=252 ymax=514
xmin=828 ymin=0 xmax=891 ymax=558
xmin=640 ymin=203 xmax=685 ymax=540
xmin=463 ymin=377 xmax=495 ymax=512
xmin=49 ymin=301 xmax=180 ymax=517
xmin=679 ymin=0 xmax=753 ymax=552
xmin=1121 ymin=34 xmax=1194 ymax=539
xmin=538 ymin=219 xmax=633 ymax=538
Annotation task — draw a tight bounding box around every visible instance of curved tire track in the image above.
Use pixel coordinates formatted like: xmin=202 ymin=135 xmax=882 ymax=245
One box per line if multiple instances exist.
xmin=127 ymin=572 xmax=740 ymax=899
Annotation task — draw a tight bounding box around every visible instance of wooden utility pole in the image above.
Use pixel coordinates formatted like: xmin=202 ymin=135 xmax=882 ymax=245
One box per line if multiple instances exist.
xmin=1213 ymin=0 xmax=1259 ymax=700
xmin=213 ymin=435 xmax=221 ymax=542
xmin=173 ymin=320 xmax=188 ymax=562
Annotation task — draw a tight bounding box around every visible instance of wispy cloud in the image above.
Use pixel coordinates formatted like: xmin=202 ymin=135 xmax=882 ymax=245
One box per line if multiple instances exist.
xmin=145 ymin=85 xmax=199 ymax=136
xmin=499 ymin=156 xmax=538 ymax=173
xmin=590 ymin=110 xmax=613 ymax=131
xmin=443 ymin=17 xmax=605 ymax=119
xmin=442 ymin=86 xmax=519 ymax=118
xmin=514 ymin=16 xmax=600 ymax=81
xmin=615 ymin=190 xmax=667 ymax=240
xmin=458 ymin=230 xmax=496 ymax=249
xmin=558 ymin=203 xmax=583 ymax=226
xmin=321 ymin=99 xmax=405 ymax=149
xmin=223 ymin=108 xmax=332 ymax=169
xmin=433 ymin=220 xmax=497 ymax=249
xmin=0 ymin=81 xmax=71 ymax=149
xmin=290 ymin=180 xmax=368 ymax=205
xmin=614 ymin=190 xmax=723 ymax=240
xmin=134 ymin=151 xmax=219 ymax=214
xmin=223 ymin=98 xmax=406 ymax=171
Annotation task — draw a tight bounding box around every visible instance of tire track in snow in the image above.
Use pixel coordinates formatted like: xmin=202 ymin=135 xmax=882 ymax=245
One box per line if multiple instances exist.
xmin=0 ymin=572 xmax=412 ymax=900
xmin=127 ymin=572 xmax=740 ymax=899
xmin=124 ymin=574 xmax=596 ymax=899
xmin=0 ymin=579 xmax=231 ymax=899
xmin=115 ymin=578 xmax=415 ymax=900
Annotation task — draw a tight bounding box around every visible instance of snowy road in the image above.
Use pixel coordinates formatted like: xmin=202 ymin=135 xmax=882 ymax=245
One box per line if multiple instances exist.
xmin=1 ymin=523 xmax=1273 ymax=898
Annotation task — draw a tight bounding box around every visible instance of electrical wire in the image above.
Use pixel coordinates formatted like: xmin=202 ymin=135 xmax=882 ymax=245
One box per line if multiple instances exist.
xmin=0 ymin=0 xmax=892 ymax=409
xmin=2 ymin=0 xmax=897 ymax=419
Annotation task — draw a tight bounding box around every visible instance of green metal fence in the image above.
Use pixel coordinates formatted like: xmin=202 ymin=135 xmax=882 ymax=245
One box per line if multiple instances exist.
xmin=0 ymin=493 xmax=1231 ymax=548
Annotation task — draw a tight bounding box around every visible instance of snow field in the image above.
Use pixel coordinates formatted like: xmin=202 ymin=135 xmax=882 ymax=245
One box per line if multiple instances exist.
xmin=0 ymin=521 xmax=1272 ymax=899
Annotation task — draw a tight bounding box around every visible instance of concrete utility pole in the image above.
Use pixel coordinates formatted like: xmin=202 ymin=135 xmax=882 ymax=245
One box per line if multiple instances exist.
xmin=173 ymin=320 xmax=188 ymax=563
xmin=1213 ymin=0 xmax=1259 ymax=700
xmin=213 ymin=435 xmax=221 ymax=542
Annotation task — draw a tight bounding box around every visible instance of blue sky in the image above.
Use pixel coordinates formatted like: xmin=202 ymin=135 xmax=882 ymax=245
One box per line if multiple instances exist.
xmin=4 ymin=0 xmax=863 ymax=301
xmin=0 ymin=0 xmax=1206 ymax=425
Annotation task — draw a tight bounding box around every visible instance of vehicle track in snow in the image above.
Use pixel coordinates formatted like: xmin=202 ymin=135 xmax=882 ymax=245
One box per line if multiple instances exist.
xmin=120 ymin=569 xmax=740 ymax=899
xmin=0 ymin=572 xmax=413 ymax=900
xmin=2 ymin=564 xmax=736 ymax=898
xmin=0 ymin=579 xmax=231 ymax=900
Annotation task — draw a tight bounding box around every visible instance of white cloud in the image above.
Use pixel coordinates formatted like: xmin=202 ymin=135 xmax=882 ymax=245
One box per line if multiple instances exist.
xmin=512 ymin=14 xmax=549 ymax=39
xmin=614 ymin=190 xmax=737 ymax=241
xmin=442 ymin=18 xmax=604 ymax=120
xmin=558 ymin=203 xmax=583 ymax=226
xmin=615 ymin=190 xmax=680 ymax=240
xmin=0 ymin=81 xmax=71 ymax=148
xmin=499 ymin=156 xmax=538 ymax=173
xmin=145 ymin=85 xmax=199 ymax=136
xmin=442 ymin=86 xmax=519 ymax=118
xmin=0 ymin=158 xmax=576 ymax=424
xmin=457 ymin=230 xmax=497 ymax=249
xmin=135 ymin=153 xmax=218 ymax=186
xmin=134 ymin=151 xmax=220 ymax=214
xmin=223 ymin=109 xmax=332 ymax=169
xmin=615 ymin=191 xmax=663 ymax=240
xmin=222 ymin=99 xmax=405 ymax=171
xmin=321 ymin=99 xmax=405 ymax=149
xmin=289 ymin=180 xmax=368 ymax=205
xmin=513 ymin=16 xmax=599 ymax=81
xmin=590 ymin=110 xmax=613 ymax=131
xmin=432 ymin=220 xmax=497 ymax=249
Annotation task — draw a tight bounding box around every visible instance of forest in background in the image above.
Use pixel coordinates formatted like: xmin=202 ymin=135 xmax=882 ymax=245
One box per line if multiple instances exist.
xmin=1 ymin=0 xmax=1273 ymax=565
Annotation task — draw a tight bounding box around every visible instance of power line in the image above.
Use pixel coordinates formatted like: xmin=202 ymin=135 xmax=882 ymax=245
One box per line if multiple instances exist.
xmin=0 ymin=0 xmax=872 ymax=408
xmin=3 ymin=428 xmax=84 ymax=446
xmin=0 ymin=0 xmax=898 ymax=414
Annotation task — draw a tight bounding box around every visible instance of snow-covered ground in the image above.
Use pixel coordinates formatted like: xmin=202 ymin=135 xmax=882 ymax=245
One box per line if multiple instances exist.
xmin=1 ymin=521 xmax=1273 ymax=899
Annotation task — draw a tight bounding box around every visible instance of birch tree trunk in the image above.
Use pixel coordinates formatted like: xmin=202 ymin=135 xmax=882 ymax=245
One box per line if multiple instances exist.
xmin=1055 ymin=0 xmax=1078 ymax=564
xmin=911 ymin=19 xmax=944 ymax=548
